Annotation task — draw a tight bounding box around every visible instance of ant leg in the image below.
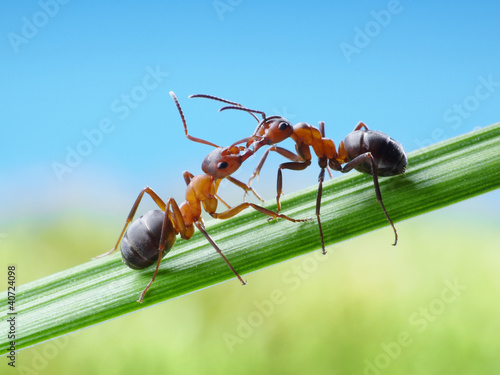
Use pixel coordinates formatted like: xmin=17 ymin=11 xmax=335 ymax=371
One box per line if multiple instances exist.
xmin=312 ymin=119 xmax=332 ymax=254
xmin=210 ymin=201 xmax=310 ymax=222
xmin=247 ymin=146 xmax=301 ymax=185
xmin=248 ymin=147 xmax=272 ymax=186
xmin=226 ymin=176 xmax=265 ymax=202
xmin=170 ymin=91 xmax=220 ymax=148
xmin=319 ymin=121 xmax=327 ymax=137
xmin=183 ymin=171 xmax=195 ymax=186
xmin=342 ymin=153 xmax=398 ymax=246
xmin=164 ymin=197 xmax=187 ymax=238
xmin=353 ymin=122 xmax=369 ymax=131
xmin=276 ymin=160 xmax=311 ymax=212
xmin=316 ymin=168 xmax=327 ymax=255
xmin=247 ymin=145 xmax=304 ymax=205
xmin=137 ymin=244 xmax=166 ymax=303
xmin=317 ymin=122 xmax=334 ymax=179
xmin=95 ymin=187 xmax=167 ymax=258
xmin=137 ymin=197 xmax=186 ymax=303
xmin=325 ymin=165 xmax=334 ymax=179
xmin=194 ymin=221 xmax=246 ymax=285
xmin=215 ymin=194 xmax=231 ymax=209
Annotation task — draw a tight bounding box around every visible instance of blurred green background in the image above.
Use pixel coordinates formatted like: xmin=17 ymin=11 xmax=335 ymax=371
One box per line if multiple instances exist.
xmin=2 ymin=193 xmax=499 ymax=374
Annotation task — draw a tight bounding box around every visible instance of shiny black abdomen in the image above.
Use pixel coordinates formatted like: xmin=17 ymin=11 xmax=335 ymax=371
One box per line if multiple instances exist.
xmin=121 ymin=210 xmax=177 ymax=269
xmin=343 ymin=130 xmax=407 ymax=177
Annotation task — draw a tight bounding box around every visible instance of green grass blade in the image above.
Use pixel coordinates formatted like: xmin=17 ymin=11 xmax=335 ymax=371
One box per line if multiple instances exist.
xmin=1 ymin=122 xmax=499 ymax=353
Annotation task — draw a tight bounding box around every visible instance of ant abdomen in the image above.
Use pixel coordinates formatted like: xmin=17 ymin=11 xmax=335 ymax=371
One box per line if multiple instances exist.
xmin=121 ymin=210 xmax=176 ymax=270
xmin=344 ymin=129 xmax=407 ymax=177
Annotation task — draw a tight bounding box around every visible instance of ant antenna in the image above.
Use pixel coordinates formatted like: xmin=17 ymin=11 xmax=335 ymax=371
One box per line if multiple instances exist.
xmin=189 ymin=93 xmax=243 ymax=106
xmin=190 ymin=94 xmax=262 ymax=123
xmin=219 ymin=105 xmax=267 ymax=122
xmin=170 ymin=91 xmax=220 ymax=148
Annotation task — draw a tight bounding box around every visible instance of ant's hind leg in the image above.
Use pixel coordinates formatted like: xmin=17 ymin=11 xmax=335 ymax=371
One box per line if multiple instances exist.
xmin=136 ymin=197 xmax=185 ymax=303
xmin=342 ymin=153 xmax=398 ymax=246
xmin=95 ymin=187 xmax=167 ymax=258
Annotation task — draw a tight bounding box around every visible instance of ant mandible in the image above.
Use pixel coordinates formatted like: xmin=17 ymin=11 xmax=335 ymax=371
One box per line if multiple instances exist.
xmin=96 ymin=92 xmax=307 ymax=303
xmin=194 ymin=99 xmax=407 ymax=255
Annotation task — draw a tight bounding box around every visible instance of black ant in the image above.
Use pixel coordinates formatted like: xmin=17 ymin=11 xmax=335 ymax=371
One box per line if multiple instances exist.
xmin=96 ymin=92 xmax=307 ymax=303
xmin=192 ymin=97 xmax=407 ymax=254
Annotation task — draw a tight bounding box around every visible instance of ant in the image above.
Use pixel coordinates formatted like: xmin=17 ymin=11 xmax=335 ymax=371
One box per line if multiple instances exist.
xmin=96 ymin=92 xmax=307 ymax=303
xmin=252 ymin=120 xmax=407 ymax=254
xmin=191 ymin=96 xmax=407 ymax=254
xmin=245 ymin=119 xmax=407 ymax=254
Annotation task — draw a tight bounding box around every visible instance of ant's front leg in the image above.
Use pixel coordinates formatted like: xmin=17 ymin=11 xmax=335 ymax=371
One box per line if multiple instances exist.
xmin=210 ymin=201 xmax=310 ymax=223
xmin=276 ymin=160 xmax=311 ymax=213
xmin=248 ymin=146 xmax=303 ymax=187
xmin=226 ymin=176 xmax=265 ymax=202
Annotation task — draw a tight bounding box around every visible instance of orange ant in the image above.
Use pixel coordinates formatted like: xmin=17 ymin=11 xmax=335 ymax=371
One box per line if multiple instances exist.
xmin=192 ymin=98 xmax=407 ymax=255
xmin=96 ymin=92 xmax=307 ymax=302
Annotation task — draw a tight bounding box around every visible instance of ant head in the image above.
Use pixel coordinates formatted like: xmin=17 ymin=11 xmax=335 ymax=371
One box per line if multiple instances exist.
xmin=201 ymin=146 xmax=252 ymax=179
xmin=254 ymin=116 xmax=294 ymax=145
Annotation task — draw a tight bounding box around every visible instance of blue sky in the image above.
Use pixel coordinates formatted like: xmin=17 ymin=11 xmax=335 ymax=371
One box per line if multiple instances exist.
xmin=1 ymin=0 xmax=499 ymax=220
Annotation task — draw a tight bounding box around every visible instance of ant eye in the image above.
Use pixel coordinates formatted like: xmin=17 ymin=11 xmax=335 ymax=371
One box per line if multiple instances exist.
xmin=279 ymin=122 xmax=290 ymax=131
xmin=217 ymin=161 xmax=228 ymax=170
